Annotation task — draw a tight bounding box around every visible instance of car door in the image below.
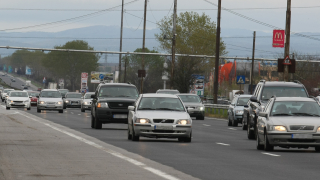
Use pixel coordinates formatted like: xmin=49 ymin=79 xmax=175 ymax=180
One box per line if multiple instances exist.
xmin=229 ymin=97 xmax=237 ymax=120
xmin=257 ymin=99 xmax=273 ymax=141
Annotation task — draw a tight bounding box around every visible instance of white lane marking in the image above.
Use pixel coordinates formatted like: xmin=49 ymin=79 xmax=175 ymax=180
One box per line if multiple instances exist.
xmin=65 ymin=111 xmax=67 ymax=112
xmin=87 ymin=116 xmax=91 ymax=118
xmin=71 ymin=112 xmax=74 ymax=114
xmin=216 ymin=142 xmax=230 ymax=146
xmin=78 ymin=114 xmax=81 ymax=115
xmin=228 ymin=128 xmax=237 ymax=130
xmin=203 ymin=124 xmax=211 ymax=127
xmin=206 ymin=117 xmax=228 ymax=121
xmin=15 ymin=112 xmax=180 ymax=180
xmin=262 ymin=153 xmax=280 ymax=157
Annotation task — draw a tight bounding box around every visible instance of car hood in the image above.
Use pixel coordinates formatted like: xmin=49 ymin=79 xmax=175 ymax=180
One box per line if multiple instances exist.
xmin=183 ymin=102 xmax=203 ymax=107
xmin=234 ymin=106 xmax=245 ymax=111
xmin=136 ymin=111 xmax=190 ymax=120
xmin=39 ymin=97 xmax=63 ymax=102
xmin=65 ymin=98 xmax=81 ymax=101
xmin=82 ymin=99 xmax=92 ymax=102
xmin=269 ymin=116 xmax=320 ymax=127
xmin=8 ymin=97 xmax=29 ymax=101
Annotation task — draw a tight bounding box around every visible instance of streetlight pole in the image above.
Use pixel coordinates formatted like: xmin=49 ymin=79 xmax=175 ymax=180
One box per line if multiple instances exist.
xmin=141 ymin=0 xmax=147 ymax=93
xmin=118 ymin=0 xmax=124 ymax=83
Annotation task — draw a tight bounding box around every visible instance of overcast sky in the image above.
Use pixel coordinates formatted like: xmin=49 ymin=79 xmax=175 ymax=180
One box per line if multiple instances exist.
xmin=1 ymin=0 xmax=320 ymax=33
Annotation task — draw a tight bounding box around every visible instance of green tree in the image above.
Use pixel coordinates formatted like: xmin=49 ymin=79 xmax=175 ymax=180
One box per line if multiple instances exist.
xmin=155 ymin=11 xmax=227 ymax=91
xmin=43 ymin=40 xmax=99 ymax=91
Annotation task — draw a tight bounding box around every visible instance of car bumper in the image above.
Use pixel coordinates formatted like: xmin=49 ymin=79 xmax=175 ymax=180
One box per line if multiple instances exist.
xmin=234 ymin=115 xmax=243 ymax=122
xmin=134 ymin=124 xmax=192 ymax=138
xmin=7 ymin=103 xmax=30 ymax=108
xmin=37 ymin=104 xmax=63 ymax=111
xmin=268 ymin=133 xmax=320 ymax=147
xmin=96 ymin=108 xmax=129 ymax=124
xmin=31 ymin=101 xmax=37 ymax=105
xmin=188 ymin=110 xmax=205 ymax=117
xmin=82 ymin=104 xmax=92 ymax=110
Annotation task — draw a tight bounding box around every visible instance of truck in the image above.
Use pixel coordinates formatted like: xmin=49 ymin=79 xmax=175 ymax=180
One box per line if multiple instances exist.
xmin=26 ymin=80 xmax=31 ymax=87
xmin=48 ymin=82 xmax=57 ymax=89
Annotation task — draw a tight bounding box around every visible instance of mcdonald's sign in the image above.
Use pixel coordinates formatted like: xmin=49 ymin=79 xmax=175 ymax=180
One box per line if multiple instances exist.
xmin=272 ymin=30 xmax=285 ymax=48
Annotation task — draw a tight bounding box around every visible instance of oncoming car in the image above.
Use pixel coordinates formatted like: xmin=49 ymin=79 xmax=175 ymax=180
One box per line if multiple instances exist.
xmin=178 ymin=94 xmax=205 ymax=120
xmin=37 ymin=89 xmax=63 ymax=113
xmin=128 ymin=94 xmax=192 ymax=142
xmin=81 ymin=92 xmax=94 ymax=112
xmin=6 ymin=91 xmax=31 ymax=110
xmin=156 ymin=89 xmax=180 ymax=95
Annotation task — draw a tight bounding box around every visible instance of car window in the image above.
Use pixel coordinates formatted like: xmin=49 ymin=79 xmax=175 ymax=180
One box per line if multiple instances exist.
xmin=66 ymin=94 xmax=82 ymax=98
xmin=28 ymin=92 xmax=40 ymax=97
xmin=84 ymin=94 xmax=93 ymax=99
xmin=98 ymin=86 xmax=138 ymax=98
xmin=178 ymin=95 xmax=201 ymax=103
xmin=138 ymin=97 xmax=185 ymax=111
xmin=9 ymin=92 xmax=28 ymax=97
xmin=237 ymin=97 xmax=250 ymax=106
xmin=270 ymin=101 xmax=320 ymax=116
xmin=231 ymin=97 xmax=238 ymax=105
xmin=40 ymin=91 xmax=62 ymax=98
xmin=264 ymin=99 xmax=273 ymax=113
xmin=261 ymin=87 xmax=308 ymax=101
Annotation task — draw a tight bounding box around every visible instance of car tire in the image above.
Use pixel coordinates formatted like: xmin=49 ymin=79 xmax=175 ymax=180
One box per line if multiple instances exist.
xmin=91 ymin=115 xmax=95 ymax=128
xmin=264 ymin=133 xmax=274 ymax=151
xmin=37 ymin=108 xmax=41 ymax=113
xmin=199 ymin=116 xmax=205 ymax=120
xmin=6 ymin=106 xmax=10 ymax=110
xmin=315 ymin=146 xmax=320 ymax=152
xmin=131 ymin=125 xmax=139 ymax=141
xmin=178 ymin=138 xmax=184 ymax=142
xmin=1 ymin=99 xmax=3 ymax=102
xmin=228 ymin=118 xmax=232 ymax=126
xmin=184 ymin=132 xmax=192 ymax=143
xmin=256 ymin=133 xmax=264 ymax=150
xmin=127 ymin=125 xmax=132 ymax=140
xmin=247 ymin=123 xmax=255 ymax=140
xmin=81 ymin=108 xmax=85 ymax=112
xmin=27 ymin=107 xmax=31 ymax=110
xmin=94 ymin=114 xmax=102 ymax=129
xmin=63 ymin=106 xmax=66 ymax=109
xmin=59 ymin=110 xmax=63 ymax=113
xmin=242 ymin=119 xmax=247 ymax=130
xmin=232 ymin=119 xmax=238 ymax=127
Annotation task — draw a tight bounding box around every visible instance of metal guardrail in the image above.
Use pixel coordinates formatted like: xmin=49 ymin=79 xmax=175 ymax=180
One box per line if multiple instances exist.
xmin=204 ymin=104 xmax=229 ymax=109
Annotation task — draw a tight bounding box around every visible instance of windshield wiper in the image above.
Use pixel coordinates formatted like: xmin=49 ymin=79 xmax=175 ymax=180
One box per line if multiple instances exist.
xmin=292 ymin=113 xmax=320 ymax=117
xmin=272 ymin=113 xmax=293 ymax=116
xmin=156 ymin=108 xmax=182 ymax=111
xmin=138 ymin=108 xmax=155 ymax=110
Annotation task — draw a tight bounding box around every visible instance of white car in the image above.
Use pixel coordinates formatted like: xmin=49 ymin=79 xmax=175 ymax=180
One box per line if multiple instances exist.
xmin=6 ymin=91 xmax=31 ymax=110
xmin=128 ymin=94 xmax=192 ymax=142
xmin=1 ymin=89 xmax=14 ymax=102
xmin=37 ymin=89 xmax=64 ymax=113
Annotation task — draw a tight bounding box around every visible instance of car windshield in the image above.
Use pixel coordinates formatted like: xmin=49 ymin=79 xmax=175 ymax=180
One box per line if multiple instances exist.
xmin=28 ymin=92 xmax=40 ymax=97
xmin=40 ymin=91 xmax=62 ymax=98
xmin=261 ymin=87 xmax=308 ymax=101
xmin=178 ymin=95 xmax=201 ymax=103
xmin=271 ymin=101 xmax=320 ymax=116
xmin=4 ymin=89 xmax=13 ymax=93
xmin=237 ymin=97 xmax=250 ymax=106
xmin=9 ymin=92 xmax=28 ymax=97
xmin=98 ymin=86 xmax=138 ymax=98
xmin=84 ymin=94 xmax=93 ymax=99
xmin=59 ymin=90 xmax=68 ymax=95
xmin=138 ymin=97 xmax=185 ymax=111
xmin=66 ymin=94 xmax=82 ymax=98
xmin=157 ymin=91 xmax=179 ymax=95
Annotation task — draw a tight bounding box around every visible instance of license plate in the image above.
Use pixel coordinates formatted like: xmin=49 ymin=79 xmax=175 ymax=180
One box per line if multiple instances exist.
xmin=154 ymin=125 xmax=173 ymax=130
xmin=292 ymin=134 xmax=313 ymax=139
xmin=113 ymin=114 xmax=127 ymax=119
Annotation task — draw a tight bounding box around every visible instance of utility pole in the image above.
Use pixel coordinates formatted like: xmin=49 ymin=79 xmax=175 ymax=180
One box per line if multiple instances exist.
xmin=118 ymin=0 xmax=124 ymax=83
xmin=250 ymin=31 xmax=256 ymax=94
xmin=213 ymin=0 xmax=221 ymax=104
xmin=124 ymin=55 xmax=127 ymax=82
xmin=171 ymin=0 xmax=177 ymax=89
xmin=284 ymin=0 xmax=291 ymax=82
xmin=141 ymin=0 xmax=147 ymax=93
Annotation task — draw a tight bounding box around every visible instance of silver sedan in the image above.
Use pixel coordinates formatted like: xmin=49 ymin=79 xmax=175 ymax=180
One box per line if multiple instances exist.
xmin=256 ymin=97 xmax=320 ymax=152
xmin=128 ymin=94 xmax=192 ymax=142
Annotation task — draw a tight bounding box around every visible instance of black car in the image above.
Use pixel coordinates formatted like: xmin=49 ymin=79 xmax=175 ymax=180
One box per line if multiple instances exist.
xmin=243 ymin=80 xmax=309 ymax=140
xmin=91 ymin=83 xmax=139 ymax=129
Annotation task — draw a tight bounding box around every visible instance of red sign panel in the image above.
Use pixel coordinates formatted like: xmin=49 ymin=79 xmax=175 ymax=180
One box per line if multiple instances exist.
xmin=272 ymin=30 xmax=285 ymax=48
xmin=283 ymin=55 xmax=292 ymax=65
xmin=81 ymin=72 xmax=88 ymax=79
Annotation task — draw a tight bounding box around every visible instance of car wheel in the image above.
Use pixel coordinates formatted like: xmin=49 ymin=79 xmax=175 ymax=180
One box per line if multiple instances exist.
xmin=81 ymin=108 xmax=85 ymax=112
xmin=315 ymin=146 xmax=320 ymax=152
xmin=178 ymin=138 xmax=184 ymax=142
xmin=127 ymin=125 xmax=132 ymax=140
xmin=228 ymin=118 xmax=232 ymax=126
xmin=59 ymin=110 xmax=63 ymax=113
xmin=1 ymin=99 xmax=3 ymax=102
xmin=256 ymin=133 xmax=264 ymax=150
xmin=232 ymin=119 xmax=238 ymax=127
xmin=94 ymin=114 xmax=102 ymax=129
xmin=264 ymin=133 xmax=274 ymax=151
xmin=184 ymin=132 xmax=192 ymax=143
xmin=6 ymin=106 xmax=10 ymax=110
xmin=200 ymin=116 xmax=205 ymax=120
xmin=242 ymin=118 xmax=247 ymax=130
xmin=37 ymin=108 xmax=41 ymax=113
xmin=131 ymin=125 xmax=139 ymax=141
xmin=247 ymin=123 xmax=255 ymax=140
xmin=91 ymin=115 xmax=95 ymax=128
xmin=27 ymin=107 xmax=31 ymax=110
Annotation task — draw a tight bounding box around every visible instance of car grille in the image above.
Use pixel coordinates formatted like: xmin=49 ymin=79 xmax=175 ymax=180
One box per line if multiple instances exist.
xmin=13 ymin=101 xmax=23 ymax=103
xmin=108 ymin=102 xmax=133 ymax=109
xmin=47 ymin=102 xmax=55 ymax=105
xmin=153 ymin=119 xmax=174 ymax=123
xmin=290 ymin=125 xmax=314 ymax=131
xmin=152 ymin=130 xmax=175 ymax=133
xmin=71 ymin=101 xmax=79 ymax=103
xmin=186 ymin=106 xmax=196 ymax=109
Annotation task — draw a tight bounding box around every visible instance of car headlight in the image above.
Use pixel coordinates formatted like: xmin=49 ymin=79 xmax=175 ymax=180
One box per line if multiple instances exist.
xmin=271 ymin=126 xmax=287 ymax=131
xmin=177 ymin=119 xmax=191 ymax=125
xmin=235 ymin=110 xmax=244 ymax=114
xmin=135 ymin=118 xmax=150 ymax=124
xmin=56 ymin=101 xmax=63 ymax=105
xmin=97 ymin=102 xmax=108 ymax=108
xmin=65 ymin=100 xmax=69 ymax=103
xmin=39 ymin=101 xmax=45 ymax=104
xmin=199 ymin=106 xmax=205 ymax=111
xmin=84 ymin=102 xmax=89 ymax=105
xmin=317 ymin=127 xmax=320 ymax=132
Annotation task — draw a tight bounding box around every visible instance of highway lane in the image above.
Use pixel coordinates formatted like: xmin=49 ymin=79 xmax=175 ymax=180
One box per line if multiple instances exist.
xmin=3 ymin=103 xmax=320 ymax=180
xmin=0 ymin=72 xmax=36 ymax=91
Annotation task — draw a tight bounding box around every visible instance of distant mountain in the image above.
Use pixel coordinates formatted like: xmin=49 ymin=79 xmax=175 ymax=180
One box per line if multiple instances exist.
xmin=0 ymin=26 xmax=319 ymax=62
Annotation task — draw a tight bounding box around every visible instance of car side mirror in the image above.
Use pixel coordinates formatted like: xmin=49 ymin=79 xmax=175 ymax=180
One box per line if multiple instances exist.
xmin=128 ymin=106 xmax=135 ymax=111
xmin=250 ymin=96 xmax=258 ymax=102
xmin=91 ymin=94 xmax=96 ymax=99
xmin=244 ymin=105 xmax=249 ymax=108
xmin=259 ymin=112 xmax=268 ymax=118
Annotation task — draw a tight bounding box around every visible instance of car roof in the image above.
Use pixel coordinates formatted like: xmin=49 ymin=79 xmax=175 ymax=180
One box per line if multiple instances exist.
xmin=142 ymin=93 xmax=179 ymax=98
xmin=42 ymin=89 xmax=59 ymax=91
xmin=66 ymin=92 xmax=81 ymax=94
xmin=10 ymin=90 xmax=27 ymax=93
xmin=274 ymin=97 xmax=315 ymax=102
xmin=157 ymin=89 xmax=179 ymax=91
xmin=27 ymin=91 xmax=39 ymax=93
xmin=259 ymin=81 xmax=305 ymax=87
xmin=4 ymin=89 xmax=14 ymax=90
xmin=99 ymin=83 xmax=136 ymax=87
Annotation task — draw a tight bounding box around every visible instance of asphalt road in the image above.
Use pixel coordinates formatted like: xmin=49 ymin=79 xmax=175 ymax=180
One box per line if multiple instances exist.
xmin=0 ymin=72 xmax=36 ymax=91
xmin=2 ymin=103 xmax=320 ymax=180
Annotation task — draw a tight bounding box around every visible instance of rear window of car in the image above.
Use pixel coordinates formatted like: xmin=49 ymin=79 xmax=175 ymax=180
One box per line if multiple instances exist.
xmin=261 ymin=87 xmax=308 ymax=101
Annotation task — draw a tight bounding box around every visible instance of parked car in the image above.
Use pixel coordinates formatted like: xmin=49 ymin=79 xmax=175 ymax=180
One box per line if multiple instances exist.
xmin=128 ymin=93 xmax=192 ymax=142
xmin=177 ymin=94 xmax=205 ymax=120
xmin=256 ymin=96 xmax=320 ymax=152
xmin=227 ymin=94 xmax=251 ymax=127
xmin=37 ymin=89 xmax=63 ymax=113
xmin=81 ymin=92 xmax=94 ymax=112
xmin=1 ymin=89 xmax=14 ymax=102
xmin=243 ymin=80 xmax=309 ymax=140
xmin=6 ymin=91 xmax=31 ymax=110
xmin=63 ymin=92 xmax=82 ymax=108
xmin=91 ymin=83 xmax=139 ymax=129
xmin=156 ymin=89 xmax=180 ymax=95
xmin=28 ymin=91 xmax=40 ymax=106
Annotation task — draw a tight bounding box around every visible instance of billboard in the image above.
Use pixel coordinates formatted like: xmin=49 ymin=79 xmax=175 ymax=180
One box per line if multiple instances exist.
xmin=8 ymin=66 xmax=12 ymax=73
xmin=81 ymin=72 xmax=88 ymax=93
xmin=26 ymin=66 xmax=32 ymax=75
xmin=272 ymin=30 xmax=285 ymax=48
xmin=190 ymin=75 xmax=205 ymax=97
xmin=91 ymin=72 xmax=114 ymax=83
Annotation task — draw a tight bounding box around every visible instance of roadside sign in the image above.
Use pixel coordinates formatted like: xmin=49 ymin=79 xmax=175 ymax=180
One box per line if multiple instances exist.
xmin=236 ymin=75 xmax=245 ymax=84
xmin=81 ymin=72 xmax=88 ymax=79
xmin=99 ymin=74 xmax=105 ymax=80
xmin=283 ymin=56 xmax=292 ymax=65
xmin=138 ymin=70 xmax=146 ymax=78
xmin=272 ymin=30 xmax=285 ymax=48
xmin=43 ymin=77 xmax=46 ymax=84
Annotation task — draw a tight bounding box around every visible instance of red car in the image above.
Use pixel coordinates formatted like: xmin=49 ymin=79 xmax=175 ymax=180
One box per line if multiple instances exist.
xmin=28 ymin=91 xmax=40 ymax=106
